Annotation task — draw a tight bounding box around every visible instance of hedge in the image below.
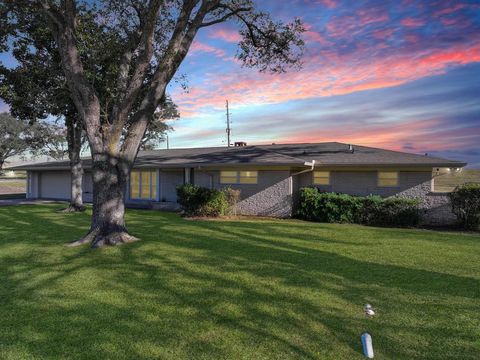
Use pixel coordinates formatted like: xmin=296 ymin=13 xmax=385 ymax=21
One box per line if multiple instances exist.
xmin=449 ymin=183 xmax=480 ymax=230
xmin=295 ymin=187 xmax=420 ymax=227
xmin=176 ymin=184 xmax=228 ymax=217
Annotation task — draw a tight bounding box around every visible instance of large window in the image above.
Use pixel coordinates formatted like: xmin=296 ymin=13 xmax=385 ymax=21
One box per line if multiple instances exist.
xmin=130 ymin=170 xmax=157 ymax=200
xmin=313 ymin=171 xmax=330 ymax=185
xmin=378 ymin=171 xmax=399 ymax=187
xmin=220 ymin=170 xmax=258 ymax=184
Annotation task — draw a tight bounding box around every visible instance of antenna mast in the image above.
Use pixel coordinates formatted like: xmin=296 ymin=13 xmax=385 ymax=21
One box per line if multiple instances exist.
xmin=226 ymin=100 xmax=231 ymax=147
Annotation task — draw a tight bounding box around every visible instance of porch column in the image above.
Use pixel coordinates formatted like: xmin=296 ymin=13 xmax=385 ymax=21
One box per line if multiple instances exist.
xmin=184 ymin=168 xmax=192 ymax=184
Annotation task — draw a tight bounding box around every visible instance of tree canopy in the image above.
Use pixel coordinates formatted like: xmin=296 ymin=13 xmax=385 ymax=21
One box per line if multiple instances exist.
xmin=0 ymin=112 xmax=48 ymax=170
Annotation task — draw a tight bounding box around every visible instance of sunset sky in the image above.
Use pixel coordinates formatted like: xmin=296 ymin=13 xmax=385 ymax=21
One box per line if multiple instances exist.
xmin=1 ymin=0 xmax=479 ymax=166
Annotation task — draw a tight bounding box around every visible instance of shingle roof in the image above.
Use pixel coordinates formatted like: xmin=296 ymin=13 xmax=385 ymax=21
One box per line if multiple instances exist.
xmin=9 ymin=142 xmax=467 ymax=171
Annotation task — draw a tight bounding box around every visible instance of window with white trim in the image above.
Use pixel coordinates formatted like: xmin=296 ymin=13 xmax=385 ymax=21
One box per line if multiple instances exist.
xmin=220 ymin=170 xmax=258 ymax=184
xmin=313 ymin=171 xmax=330 ymax=185
xmin=130 ymin=170 xmax=157 ymax=200
xmin=378 ymin=171 xmax=399 ymax=187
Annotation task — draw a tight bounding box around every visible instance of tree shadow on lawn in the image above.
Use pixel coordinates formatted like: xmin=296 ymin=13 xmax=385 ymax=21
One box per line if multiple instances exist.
xmin=0 ymin=207 xmax=479 ymax=359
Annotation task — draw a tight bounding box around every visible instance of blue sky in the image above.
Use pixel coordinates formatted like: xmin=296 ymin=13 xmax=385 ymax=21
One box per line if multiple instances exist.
xmin=1 ymin=0 xmax=480 ymax=166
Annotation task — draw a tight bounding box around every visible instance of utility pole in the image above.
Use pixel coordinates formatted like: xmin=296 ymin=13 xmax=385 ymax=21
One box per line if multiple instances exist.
xmin=226 ymin=100 xmax=231 ymax=147
xmin=166 ymin=133 xmax=170 ymax=149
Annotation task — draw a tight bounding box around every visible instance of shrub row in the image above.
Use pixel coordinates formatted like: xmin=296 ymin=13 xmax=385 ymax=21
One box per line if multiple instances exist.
xmin=176 ymin=184 xmax=240 ymax=217
xmin=295 ymin=187 xmax=420 ymax=227
xmin=449 ymin=183 xmax=480 ymax=230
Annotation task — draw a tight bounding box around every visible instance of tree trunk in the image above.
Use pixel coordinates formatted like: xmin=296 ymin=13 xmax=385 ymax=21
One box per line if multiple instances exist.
xmin=67 ymin=153 xmax=138 ymax=248
xmin=62 ymin=116 xmax=85 ymax=212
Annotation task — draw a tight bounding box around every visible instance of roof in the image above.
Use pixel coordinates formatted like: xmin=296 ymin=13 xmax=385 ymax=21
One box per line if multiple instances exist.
xmin=9 ymin=142 xmax=467 ymax=171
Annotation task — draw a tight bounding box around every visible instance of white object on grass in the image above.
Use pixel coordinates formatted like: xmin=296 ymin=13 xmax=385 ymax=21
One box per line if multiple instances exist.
xmin=364 ymin=304 xmax=375 ymax=316
xmin=361 ymin=332 xmax=374 ymax=358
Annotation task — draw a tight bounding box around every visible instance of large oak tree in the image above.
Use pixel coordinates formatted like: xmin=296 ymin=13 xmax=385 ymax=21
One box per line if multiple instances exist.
xmin=1 ymin=0 xmax=304 ymax=247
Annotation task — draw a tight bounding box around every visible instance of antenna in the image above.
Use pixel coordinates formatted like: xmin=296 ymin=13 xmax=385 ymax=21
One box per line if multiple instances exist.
xmin=226 ymin=100 xmax=231 ymax=147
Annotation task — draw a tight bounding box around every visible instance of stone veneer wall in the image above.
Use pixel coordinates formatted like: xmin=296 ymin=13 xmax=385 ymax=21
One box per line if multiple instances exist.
xmin=236 ymin=176 xmax=292 ymax=217
xmin=381 ymin=172 xmax=456 ymax=225
xmin=194 ymin=169 xmax=293 ymax=217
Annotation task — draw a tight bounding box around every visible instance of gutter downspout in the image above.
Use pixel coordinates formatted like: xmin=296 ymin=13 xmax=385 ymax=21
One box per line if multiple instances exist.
xmin=289 ymin=160 xmax=316 ymax=212
xmin=291 ymin=160 xmax=316 ymax=176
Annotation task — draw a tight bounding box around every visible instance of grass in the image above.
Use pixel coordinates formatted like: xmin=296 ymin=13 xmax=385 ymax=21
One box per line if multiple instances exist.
xmin=0 ymin=204 xmax=479 ymax=360
xmin=434 ymin=169 xmax=480 ymax=192
xmin=0 ymin=179 xmax=26 ymax=195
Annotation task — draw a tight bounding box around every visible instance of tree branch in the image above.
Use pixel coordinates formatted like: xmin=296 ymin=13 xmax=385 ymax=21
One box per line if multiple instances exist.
xmin=198 ymin=6 xmax=252 ymax=28
xmin=108 ymin=0 xmax=164 ymax=153
xmin=120 ymin=0 xmax=215 ymax=161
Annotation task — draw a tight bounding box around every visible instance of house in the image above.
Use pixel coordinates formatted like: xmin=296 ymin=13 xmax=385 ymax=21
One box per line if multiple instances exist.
xmin=12 ymin=142 xmax=466 ymax=224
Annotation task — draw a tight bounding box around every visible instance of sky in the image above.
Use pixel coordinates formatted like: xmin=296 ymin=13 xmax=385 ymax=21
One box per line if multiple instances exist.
xmin=1 ymin=0 xmax=480 ymax=167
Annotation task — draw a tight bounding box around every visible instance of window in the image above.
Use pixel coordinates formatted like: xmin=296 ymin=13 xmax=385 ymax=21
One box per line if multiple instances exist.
xmin=130 ymin=170 xmax=157 ymax=200
xmin=239 ymin=171 xmax=257 ymax=184
xmin=313 ymin=171 xmax=330 ymax=185
xmin=220 ymin=170 xmax=258 ymax=184
xmin=220 ymin=171 xmax=238 ymax=184
xmin=378 ymin=171 xmax=399 ymax=187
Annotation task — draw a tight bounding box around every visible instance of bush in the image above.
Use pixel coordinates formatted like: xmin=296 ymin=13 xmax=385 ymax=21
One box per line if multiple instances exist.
xmin=449 ymin=183 xmax=480 ymax=230
xmin=176 ymin=184 xmax=228 ymax=217
xmin=363 ymin=196 xmax=420 ymax=227
xmin=295 ymin=188 xmax=420 ymax=227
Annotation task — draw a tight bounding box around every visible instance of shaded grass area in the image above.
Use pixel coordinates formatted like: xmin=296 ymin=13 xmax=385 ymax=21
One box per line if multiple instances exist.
xmin=0 ymin=204 xmax=479 ymax=359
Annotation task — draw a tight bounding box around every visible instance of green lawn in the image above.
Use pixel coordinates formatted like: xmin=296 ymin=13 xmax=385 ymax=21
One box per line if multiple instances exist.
xmin=0 ymin=205 xmax=479 ymax=360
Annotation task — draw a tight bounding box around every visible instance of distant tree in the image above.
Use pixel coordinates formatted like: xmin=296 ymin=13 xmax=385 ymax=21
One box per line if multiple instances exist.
xmin=0 ymin=113 xmax=46 ymax=171
xmin=2 ymin=1 xmax=305 ymax=247
xmin=38 ymin=123 xmax=69 ymax=160
xmin=140 ymin=96 xmax=179 ymax=150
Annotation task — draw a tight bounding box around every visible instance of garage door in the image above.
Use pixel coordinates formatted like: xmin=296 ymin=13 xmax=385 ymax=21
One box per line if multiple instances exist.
xmin=39 ymin=171 xmax=70 ymax=199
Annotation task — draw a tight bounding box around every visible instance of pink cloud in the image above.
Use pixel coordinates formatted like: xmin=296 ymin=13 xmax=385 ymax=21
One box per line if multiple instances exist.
xmin=433 ymin=3 xmax=466 ymax=17
xmin=356 ymin=8 xmax=389 ymax=26
xmin=401 ymin=17 xmax=425 ymax=27
xmin=326 ymin=8 xmax=389 ymax=37
xmin=303 ymin=23 xmax=332 ymax=45
xmin=315 ymin=0 xmax=337 ymax=9
xmin=372 ymin=28 xmax=395 ymax=39
xmin=190 ymin=41 xmax=226 ymax=58
xmin=325 ymin=16 xmax=359 ymax=37
xmin=175 ymin=41 xmax=480 ymax=117
xmin=274 ymin=118 xmax=480 ymax=153
xmin=208 ymin=28 xmax=241 ymax=43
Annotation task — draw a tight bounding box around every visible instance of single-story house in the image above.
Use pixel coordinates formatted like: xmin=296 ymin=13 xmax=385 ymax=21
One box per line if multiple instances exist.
xmin=12 ymin=142 xmax=466 ymax=224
